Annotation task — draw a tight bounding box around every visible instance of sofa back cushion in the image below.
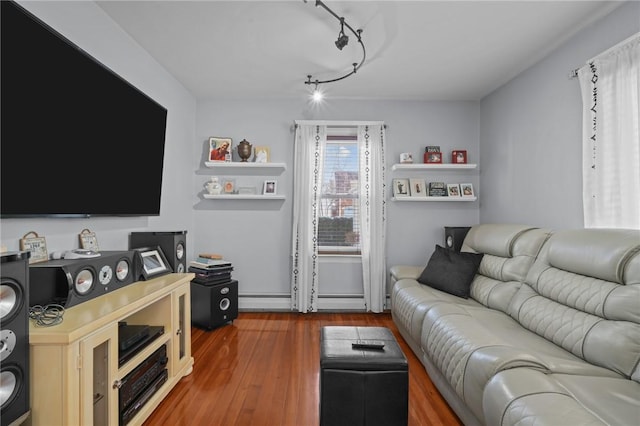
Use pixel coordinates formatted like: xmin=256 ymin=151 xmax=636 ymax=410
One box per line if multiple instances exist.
xmin=508 ymin=228 xmax=640 ymax=380
xmin=461 ymin=224 xmax=552 ymax=312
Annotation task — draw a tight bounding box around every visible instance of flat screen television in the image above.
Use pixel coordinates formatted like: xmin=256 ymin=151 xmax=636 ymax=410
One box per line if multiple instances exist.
xmin=1 ymin=1 xmax=168 ymax=218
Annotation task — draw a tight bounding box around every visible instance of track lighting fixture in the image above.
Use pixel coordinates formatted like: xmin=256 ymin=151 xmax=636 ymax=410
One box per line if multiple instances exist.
xmin=304 ymin=0 xmax=366 ymax=99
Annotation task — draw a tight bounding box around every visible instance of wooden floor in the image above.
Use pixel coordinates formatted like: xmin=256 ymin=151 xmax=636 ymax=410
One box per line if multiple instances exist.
xmin=144 ymin=312 xmax=462 ymax=426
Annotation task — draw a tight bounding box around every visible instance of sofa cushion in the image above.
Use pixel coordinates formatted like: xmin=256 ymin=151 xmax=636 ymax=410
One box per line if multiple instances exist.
xmin=417 ymin=245 xmax=483 ymax=298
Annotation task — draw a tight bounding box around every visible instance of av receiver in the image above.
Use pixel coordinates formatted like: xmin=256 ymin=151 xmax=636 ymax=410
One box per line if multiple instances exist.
xmin=29 ymin=250 xmax=136 ymax=308
xmin=119 ymin=344 xmax=168 ymax=412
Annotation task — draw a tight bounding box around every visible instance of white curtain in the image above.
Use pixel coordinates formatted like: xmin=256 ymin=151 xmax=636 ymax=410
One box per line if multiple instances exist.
xmin=358 ymin=125 xmax=387 ymax=312
xmin=290 ymin=124 xmax=325 ymax=312
xmin=578 ymin=33 xmax=640 ymax=229
xmin=291 ymin=121 xmax=386 ymax=313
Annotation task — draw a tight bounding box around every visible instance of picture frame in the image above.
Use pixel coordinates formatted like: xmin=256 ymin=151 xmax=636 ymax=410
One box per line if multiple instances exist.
xmin=460 ymin=183 xmax=475 ymax=197
xmin=409 ymin=178 xmax=426 ymax=197
xmin=399 ymin=152 xmax=413 ymax=164
xmin=209 ymin=137 xmax=233 ymax=162
xmin=447 ymin=183 xmax=461 ymax=197
xmin=425 ymin=151 xmax=443 ymax=164
xmin=238 ymin=186 xmax=257 ymax=195
xmin=134 ymin=246 xmax=173 ymax=280
xmin=254 ymin=146 xmax=270 ymax=163
xmin=263 ymin=180 xmax=277 ymax=195
xmin=222 ymin=178 xmax=236 ymax=194
xmin=78 ymin=228 xmax=99 ymax=251
xmin=19 ymin=231 xmax=48 ymax=264
xmin=452 ymin=150 xmax=468 ymax=164
xmin=392 ymin=178 xmax=411 ymax=197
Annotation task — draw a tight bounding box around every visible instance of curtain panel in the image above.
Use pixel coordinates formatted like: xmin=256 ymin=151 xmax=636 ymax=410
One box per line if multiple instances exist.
xmin=578 ymin=33 xmax=640 ymax=229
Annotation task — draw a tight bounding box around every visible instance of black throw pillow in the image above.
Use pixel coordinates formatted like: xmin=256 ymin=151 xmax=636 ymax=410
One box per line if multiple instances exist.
xmin=417 ymin=245 xmax=484 ymax=298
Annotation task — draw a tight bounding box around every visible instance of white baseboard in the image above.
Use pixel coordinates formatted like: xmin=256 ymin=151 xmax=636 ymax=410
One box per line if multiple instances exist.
xmin=238 ymin=294 xmax=391 ymax=311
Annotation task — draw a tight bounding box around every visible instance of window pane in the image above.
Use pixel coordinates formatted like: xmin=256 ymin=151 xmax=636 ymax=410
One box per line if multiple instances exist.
xmin=319 ymin=140 xmax=360 ymax=254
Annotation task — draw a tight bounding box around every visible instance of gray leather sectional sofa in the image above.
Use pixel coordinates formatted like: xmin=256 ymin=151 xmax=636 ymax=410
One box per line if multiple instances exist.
xmin=390 ymin=224 xmax=640 ymax=426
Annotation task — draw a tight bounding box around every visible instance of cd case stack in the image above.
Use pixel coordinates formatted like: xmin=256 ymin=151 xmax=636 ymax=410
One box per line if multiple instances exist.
xmin=188 ymin=255 xmax=233 ymax=286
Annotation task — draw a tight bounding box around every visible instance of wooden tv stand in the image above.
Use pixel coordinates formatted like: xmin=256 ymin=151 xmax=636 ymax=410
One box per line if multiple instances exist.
xmin=27 ymin=273 xmax=194 ymax=426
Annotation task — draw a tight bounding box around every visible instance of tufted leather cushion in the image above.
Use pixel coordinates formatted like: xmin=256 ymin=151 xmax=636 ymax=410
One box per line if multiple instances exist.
xmin=418 ymin=245 xmax=483 ymax=298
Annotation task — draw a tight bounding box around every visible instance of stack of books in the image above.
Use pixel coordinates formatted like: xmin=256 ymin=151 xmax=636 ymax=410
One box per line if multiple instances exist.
xmin=189 ymin=253 xmax=233 ymax=286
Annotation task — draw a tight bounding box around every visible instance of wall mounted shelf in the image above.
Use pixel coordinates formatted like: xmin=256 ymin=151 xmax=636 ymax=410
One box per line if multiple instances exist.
xmin=203 ymin=194 xmax=285 ymax=201
xmin=204 ymin=162 xmax=287 ymax=175
xmin=391 ymin=163 xmax=477 ymax=171
xmin=392 ymin=196 xmax=477 ymax=202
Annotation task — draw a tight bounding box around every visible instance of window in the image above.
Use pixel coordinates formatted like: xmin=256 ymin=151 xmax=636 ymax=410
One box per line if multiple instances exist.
xmin=318 ymin=133 xmax=361 ymax=255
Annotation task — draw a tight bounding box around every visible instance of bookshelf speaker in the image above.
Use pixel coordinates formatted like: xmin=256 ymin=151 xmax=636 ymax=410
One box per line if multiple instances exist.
xmin=1 ymin=252 xmax=30 ymax=426
xmin=444 ymin=226 xmax=471 ymax=252
xmin=130 ymin=231 xmax=187 ymax=273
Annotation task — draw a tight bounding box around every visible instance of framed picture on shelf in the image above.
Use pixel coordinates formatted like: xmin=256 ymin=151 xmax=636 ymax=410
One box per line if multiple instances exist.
xmin=254 ymin=146 xmax=270 ymax=163
xmin=452 ymin=150 xmax=467 ymax=164
xmin=19 ymin=231 xmax=48 ymax=264
xmin=399 ymin=152 xmax=413 ymax=164
xmin=222 ymin=178 xmax=236 ymax=194
xmin=263 ymin=180 xmax=277 ymax=195
xmin=447 ymin=183 xmax=461 ymax=197
xmin=78 ymin=228 xmax=99 ymax=251
xmin=409 ymin=178 xmax=426 ymax=197
xmin=392 ymin=178 xmax=410 ymax=198
xmin=425 ymin=151 xmax=443 ymax=164
xmin=460 ymin=183 xmax=475 ymax=197
xmin=209 ymin=137 xmax=233 ymax=162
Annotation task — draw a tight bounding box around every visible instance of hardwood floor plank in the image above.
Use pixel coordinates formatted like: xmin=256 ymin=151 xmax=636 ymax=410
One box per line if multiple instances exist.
xmin=143 ymin=312 xmax=462 ymax=426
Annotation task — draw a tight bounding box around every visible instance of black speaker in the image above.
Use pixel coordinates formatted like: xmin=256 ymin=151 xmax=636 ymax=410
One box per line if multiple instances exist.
xmin=130 ymin=231 xmax=187 ymax=273
xmin=28 ymin=251 xmax=136 ymax=309
xmin=190 ymin=280 xmax=238 ymax=330
xmin=1 ymin=251 xmax=31 ymax=426
xmin=444 ymin=226 xmax=471 ymax=252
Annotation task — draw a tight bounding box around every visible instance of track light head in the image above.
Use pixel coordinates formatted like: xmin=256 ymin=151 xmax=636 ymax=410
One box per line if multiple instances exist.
xmin=335 ymin=32 xmax=349 ymax=50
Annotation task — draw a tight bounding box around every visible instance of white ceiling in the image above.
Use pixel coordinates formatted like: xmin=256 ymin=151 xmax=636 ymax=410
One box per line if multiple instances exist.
xmin=96 ymin=0 xmax=623 ymax=101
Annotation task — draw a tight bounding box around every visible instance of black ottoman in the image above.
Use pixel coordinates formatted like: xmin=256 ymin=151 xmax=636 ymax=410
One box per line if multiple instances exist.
xmin=320 ymin=326 xmax=408 ymax=426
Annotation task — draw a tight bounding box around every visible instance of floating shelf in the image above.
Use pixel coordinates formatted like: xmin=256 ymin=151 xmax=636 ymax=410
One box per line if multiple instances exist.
xmin=203 ymin=194 xmax=285 ymax=200
xmin=204 ymin=162 xmax=286 ymax=174
xmin=391 ymin=163 xmax=477 ymax=171
xmin=392 ymin=196 xmax=477 ymax=202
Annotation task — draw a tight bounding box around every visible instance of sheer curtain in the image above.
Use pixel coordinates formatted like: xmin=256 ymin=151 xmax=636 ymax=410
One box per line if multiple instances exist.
xmin=578 ymin=33 xmax=640 ymax=229
xmin=358 ymin=125 xmax=387 ymax=312
xmin=291 ymin=121 xmax=386 ymax=313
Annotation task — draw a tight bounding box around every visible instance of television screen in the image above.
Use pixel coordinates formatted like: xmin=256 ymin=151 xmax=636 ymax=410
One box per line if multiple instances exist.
xmin=1 ymin=1 xmax=168 ymax=218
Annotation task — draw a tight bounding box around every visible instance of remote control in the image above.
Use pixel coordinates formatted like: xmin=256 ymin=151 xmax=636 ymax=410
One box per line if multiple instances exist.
xmin=352 ymin=340 xmax=385 ymax=350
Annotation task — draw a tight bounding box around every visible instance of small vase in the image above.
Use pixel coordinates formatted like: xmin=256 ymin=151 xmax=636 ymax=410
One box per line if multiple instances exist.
xmin=237 ymin=139 xmax=252 ymax=162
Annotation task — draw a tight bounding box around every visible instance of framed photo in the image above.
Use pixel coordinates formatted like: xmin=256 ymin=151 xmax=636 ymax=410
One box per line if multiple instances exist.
xmin=392 ymin=178 xmax=410 ymax=197
xmin=134 ymin=246 xmax=173 ymax=280
xmin=222 ymin=178 xmax=236 ymax=194
xmin=19 ymin=231 xmax=48 ymax=264
xmin=78 ymin=228 xmax=99 ymax=251
xmin=399 ymin=152 xmax=413 ymax=164
xmin=425 ymin=151 xmax=443 ymax=164
xmin=238 ymin=186 xmax=257 ymax=195
xmin=452 ymin=150 xmax=468 ymax=164
xmin=209 ymin=137 xmax=233 ymax=162
xmin=263 ymin=180 xmax=277 ymax=195
xmin=409 ymin=178 xmax=426 ymax=197
xmin=447 ymin=183 xmax=461 ymax=197
xmin=460 ymin=183 xmax=475 ymax=197
xmin=254 ymin=146 xmax=270 ymax=163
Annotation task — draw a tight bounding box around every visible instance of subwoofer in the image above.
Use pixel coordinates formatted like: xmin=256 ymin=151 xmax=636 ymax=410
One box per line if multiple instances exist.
xmin=1 ymin=251 xmax=30 ymax=426
xmin=444 ymin=226 xmax=471 ymax=252
xmin=130 ymin=231 xmax=187 ymax=273
xmin=190 ymin=280 xmax=238 ymax=330
xmin=28 ymin=251 xmax=136 ymax=309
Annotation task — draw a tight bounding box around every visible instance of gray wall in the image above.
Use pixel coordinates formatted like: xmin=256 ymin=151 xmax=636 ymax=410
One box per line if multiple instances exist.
xmin=1 ymin=1 xmax=196 ymax=256
xmin=479 ymin=1 xmax=639 ymax=231
xmin=194 ymin=100 xmax=479 ymax=308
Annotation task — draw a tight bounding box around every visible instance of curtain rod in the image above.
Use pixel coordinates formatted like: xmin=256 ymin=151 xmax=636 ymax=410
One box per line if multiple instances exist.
xmin=568 ymin=32 xmax=639 ymax=79
xmin=294 ymin=120 xmax=386 ymax=128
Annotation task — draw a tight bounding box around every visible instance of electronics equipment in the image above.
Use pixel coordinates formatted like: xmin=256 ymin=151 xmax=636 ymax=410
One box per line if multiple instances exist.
xmin=190 ymin=280 xmax=238 ymax=330
xmin=189 ymin=265 xmax=233 ymax=286
xmin=118 ymin=326 xmax=164 ymax=366
xmin=119 ymin=345 xmax=168 ymax=413
xmin=28 ymin=251 xmax=136 ymax=309
xmin=0 ymin=251 xmax=31 ymax=426
xmin=120 ymin=369 xmax=168 ymax=426
xmin=444 ymin=226 xmax=472 ymax=252
xmin=1 ymin=1 xmax=167 ymax=218
xmin=118 ymin=324 xmax=150 ymax=352
xmin=130 ymin=231 xmax=187 ymax=273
